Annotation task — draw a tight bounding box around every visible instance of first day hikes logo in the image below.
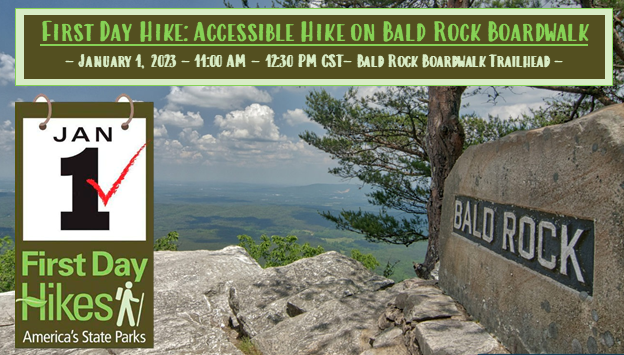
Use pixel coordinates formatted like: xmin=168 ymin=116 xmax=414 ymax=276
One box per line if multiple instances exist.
xmin=15 ymin=98 xmax=154 ymax=348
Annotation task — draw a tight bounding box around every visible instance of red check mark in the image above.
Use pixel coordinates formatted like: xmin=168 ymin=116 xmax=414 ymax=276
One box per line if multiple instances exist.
xmin=86 ymin=142 xmax=149 ymax=207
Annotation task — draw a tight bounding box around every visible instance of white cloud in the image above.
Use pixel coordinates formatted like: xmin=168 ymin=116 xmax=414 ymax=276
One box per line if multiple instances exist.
xmin=154 ymin=108 xmax=203 ymax=128
xmin=9 ymin=98 xmax=23 ymax=107
xmin=153 ymin=103 xmax=330 ymax=167
xmin=210 ymin=137 xmax=319 ymax=167
xmin=178 ymin=128 xmax=217 ymax=152
xmin=154 ymin=139 xmax=190 ymax=162
xmin=154 ymin=124 xmax=168 ymax=138
xmin=165 ymin=86 xmax=272 ymax=110
xmin=215 ymin=104 xmax=282 ymax=141
xmin=154 ymin=138 xmax=205 ymax=162
xmin=354 ymin=86 xmax=390 ymax=99
xmin=0 ymin=120 xmax=15 ymax=152
xmin=349 ymin=87 xmax=408 ymax=109
xmin=0 ymin=53 xmax=15 ymax=85
xmin=282 ymin=108 xmax=310 ymax=126
xmin=178 ymin=127 xmax=199 ymax=142
xmin=155 ymin=135 xmax=321 ymax=167
xmin=487 ymin=103 xmax=544 ymax=120
xmin=196 ymin=133 xmax=217 ymax=147
xmin=463 ymin=87 xmax=549 ymax=120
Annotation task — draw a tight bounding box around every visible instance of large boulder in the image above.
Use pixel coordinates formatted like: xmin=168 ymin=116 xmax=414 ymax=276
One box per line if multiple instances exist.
xmin=439 ymin=105 xmax=624 ymax=353
xmin=3 ymin=246 xmax=258 ymax=355
xmin=1 ymin=247 xmax=400 ymax=355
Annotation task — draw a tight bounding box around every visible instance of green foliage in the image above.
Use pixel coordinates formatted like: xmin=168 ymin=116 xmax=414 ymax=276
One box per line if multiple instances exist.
xmin=383 ymin=260 xmax=400 ymax=278
xmin=152 ymin=196 xmax=424 ymax=281
xmin=238 ymin=234 xmax=324 ymax=267
xmin=461 ymin=92 xmax=608 ymax=150
xmin=154 ymin=231 xmax=180 ymax=251
xmin=350 ymin=249 xmax=380 ymax=270
xmin=302 ymin=84 xmax=621 ymax=251
xmin=275 ymin=0 xmax=315 ymax=7
xmin=238 ymin=234 xmax=390 ymax=276
xmin=479 ymin=0 xmax=541 ymax=8
xmin=224 ymin=0 xmax=276 ymax=8
xmin=0 ymin=236 xmax=15 ymax=292
xmin=320 ymin=209 xmax=426 ymax=246
xmin=301 ymin=87 xmax=430 ymax=247
xmin=461 ymin=113 xmax=532 ymax=148
xmin=236 ymin=336 xmax=263 ymax=355
xmin=519 ymin=92 xmax=618 ymax=126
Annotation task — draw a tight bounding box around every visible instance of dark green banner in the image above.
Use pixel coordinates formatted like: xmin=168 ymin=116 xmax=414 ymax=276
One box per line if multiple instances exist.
xmin=15 ymin=8 xmax=612 ymax=86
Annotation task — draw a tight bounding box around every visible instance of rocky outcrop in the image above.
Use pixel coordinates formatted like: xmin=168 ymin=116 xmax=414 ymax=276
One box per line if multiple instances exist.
xmin=439 ymin=104 xmax=624 ymax=354
xmin=1 ymin=247 xmax=506 ymax=354
xmin=377 ymin=279 xmax=508 ymax=355
xmin=227 ymin=251 xmax=397 ymax=355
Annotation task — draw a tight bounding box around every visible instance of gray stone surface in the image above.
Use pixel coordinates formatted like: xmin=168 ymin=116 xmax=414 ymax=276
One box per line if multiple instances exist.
xmin=372 ymin=327 xmax=404 ymax=348
xmin=0 ymin=247 xmax=401 ymax=355
xmin=0 ymin=291 xmax=14 ymax=326
xmin=0 ymin=292 xmax=16 ymax=354
xmin=439 ymin=105 xmax=624 ymax=353
xmin=403 ymin=293 xmax=462 ymax=322
xmin=374 ymin=278 xmax=506 ymax=355
xmin=415 ymin=320 xmax=505 ymax=355
xmin=2 ymin=246 xmax=508 ymax=355
xmin=142 ymin=247 xmax=260 ymax=355
xmin=3 ymin=247 xmax=253 ymax=355
xmin=360 ymin=345 xmax=409 ymax=355
xmin=230 ymin=251 xmax=399 ymax=355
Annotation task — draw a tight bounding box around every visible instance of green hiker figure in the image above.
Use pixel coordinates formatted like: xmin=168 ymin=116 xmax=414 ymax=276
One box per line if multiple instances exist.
xmin=116 ymin=281 xmax=140 ymax=327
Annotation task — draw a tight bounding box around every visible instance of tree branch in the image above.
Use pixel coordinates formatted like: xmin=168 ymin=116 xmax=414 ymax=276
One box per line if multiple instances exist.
xmin=568 ymin=93 xmax=586 ymax=122
xmin=531 ymin=86 xmax=616 ymax=106
xmin=580 ymin=0 xmax=593 ymax=8
xmin=613 ymin=28 xmax=624 ymax=63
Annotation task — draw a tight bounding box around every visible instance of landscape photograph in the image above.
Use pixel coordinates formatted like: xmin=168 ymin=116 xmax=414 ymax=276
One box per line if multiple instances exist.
xmin=0 ymin=81 xmax=561 ymax=283
xmin=2 ymin=0 xmax=623 ymax=354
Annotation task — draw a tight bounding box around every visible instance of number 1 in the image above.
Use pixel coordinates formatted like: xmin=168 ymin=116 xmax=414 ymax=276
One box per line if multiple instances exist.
xmin=61 ymin=148 xmax=109 ymax=230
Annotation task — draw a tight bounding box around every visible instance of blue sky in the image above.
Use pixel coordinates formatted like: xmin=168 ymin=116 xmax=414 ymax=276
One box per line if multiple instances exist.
xmin=0 ymin=0 xmax=554 ymax=184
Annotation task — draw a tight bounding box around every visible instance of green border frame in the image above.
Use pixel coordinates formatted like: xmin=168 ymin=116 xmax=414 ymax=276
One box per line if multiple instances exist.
xmin=15 ymin=8 xmax=613 ymax=86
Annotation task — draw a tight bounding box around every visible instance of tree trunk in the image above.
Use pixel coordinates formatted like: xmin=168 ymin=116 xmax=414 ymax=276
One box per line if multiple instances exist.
xmin=415 ymin=86 xmax=466 ymax=279
xmin=413 ymin=0 xmax=470 ymax=280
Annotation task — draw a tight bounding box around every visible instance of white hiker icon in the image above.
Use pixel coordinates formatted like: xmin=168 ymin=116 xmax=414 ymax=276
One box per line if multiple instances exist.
xmin=115 ymin=281 xmax=145 ymax=327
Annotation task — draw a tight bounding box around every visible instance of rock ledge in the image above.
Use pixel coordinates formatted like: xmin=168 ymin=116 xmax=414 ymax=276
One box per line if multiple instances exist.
xmin=1 ymin=247 xmax=507 ymax=355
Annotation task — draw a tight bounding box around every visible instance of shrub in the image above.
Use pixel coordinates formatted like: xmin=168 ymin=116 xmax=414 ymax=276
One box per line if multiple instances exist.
xmin=350 ymin=249 xmax=380 ymax=271
xmin=237 ymin=234 xmax=324 ymax=268
xmin=236 ymin=336 xmax=262 ymax=355
xmin=237 ymin=234 xmax=387 ymax=276
xmin=0 ymin=236 xmax=15 ymax=292
xmin=154 ymin=231 xmax=180 ymax=251
xmin=383 ymin=260 xmax=400 ymax=278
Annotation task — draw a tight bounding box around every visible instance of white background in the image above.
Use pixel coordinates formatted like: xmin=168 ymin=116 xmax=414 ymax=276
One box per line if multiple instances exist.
xmin=23 ymin=118 xmax=147 ymax=241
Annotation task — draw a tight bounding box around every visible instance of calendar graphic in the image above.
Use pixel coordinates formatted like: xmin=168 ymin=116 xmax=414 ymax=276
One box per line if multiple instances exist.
xmin=14 ymin=97 xmax=154 ymax=348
